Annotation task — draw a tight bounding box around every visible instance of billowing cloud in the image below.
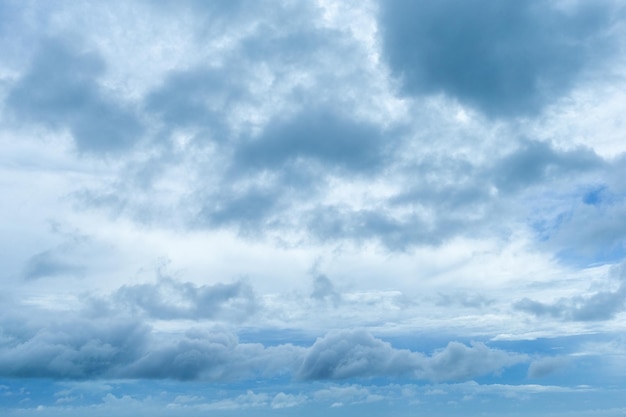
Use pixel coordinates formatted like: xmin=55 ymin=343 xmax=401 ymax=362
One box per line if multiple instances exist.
xmin=298 ymin=330 xmax=527 ymax=381
xmin=0 ymin=304 xmax=527 ymax=383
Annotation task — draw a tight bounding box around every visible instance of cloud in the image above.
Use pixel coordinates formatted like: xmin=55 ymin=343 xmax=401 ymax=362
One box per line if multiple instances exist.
xmin=527 ymin=356 xmax=567 ymax=378
xmin=0 ymin=316 xmax=149 ymax=378
xmin=515 ymin=283 xmax=626 ymax=321
xmin=424 ymin=341 xmax=526 ymax=382
xmin=0 ymin=307 xmax=304 ymax=380
xmin=6 ymin=38 xmax=144 ymax=154
xmin=144 ymin=66 xmax=243 ymax=139
xmin=298 ymin=330 xmax=422 ymax=380
xmin=491 ymin=140 xmax=602 ymax=193
xmin=515 ymin=264 xmax=626 ymax=321
xmin=270 ymin=392 xmax=307 ymax=409
xmin=311 ymin=273 xmax=342 ymax=306
xmin=379 ymin=0 xmax=618 ymax=117
xmin=0 ymin=300 xmax=527 ymax=383
xmin=111 ymin=276 xmax=257 ymax=321
xmin=22 ymin=249 xmax=85 ymax=280
xmin=298 ymin=330 xmax=527 ymax=381
xmin=233 ymin=110 xmax=389 ymax=175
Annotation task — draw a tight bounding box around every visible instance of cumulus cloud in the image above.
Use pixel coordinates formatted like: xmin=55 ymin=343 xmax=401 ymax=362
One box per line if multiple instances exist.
xmin=0 ymin=304 xmax=527 ymax=383
xmin=298 ymin=330 xmax=527 ymax=381
xmin=0 ymin=309 xmax=303 ymax=380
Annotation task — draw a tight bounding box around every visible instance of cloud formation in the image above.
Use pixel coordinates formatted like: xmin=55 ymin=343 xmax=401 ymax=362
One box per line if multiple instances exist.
xmin=0 ymin=302 xmax=526 ymax=383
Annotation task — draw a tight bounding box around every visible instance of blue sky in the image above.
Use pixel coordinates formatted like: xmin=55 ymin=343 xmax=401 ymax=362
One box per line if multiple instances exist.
xmin=1 ymin=0 xmax=626 ymax=415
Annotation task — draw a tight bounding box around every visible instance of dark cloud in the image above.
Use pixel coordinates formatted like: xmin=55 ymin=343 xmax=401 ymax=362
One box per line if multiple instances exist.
xmin=0 ymin=310 xmax=302 ymax=381
xmin=111 ymin=277 xmax=257 ymax=321
xmin=492 ymin=140 xmax=602 ymax=192
xmin=144 ymin=67 xmax=242 ymax=138
xmin=0 ymin=304 xmax=527 ymax=382
xmin=379 ymin=0 xmax=617 ymax=117
xmin=0 ymin=316 xmax=149 ymax=379
xmin=233 ymin=110 xmax=389 ymax=174
xmin=6 ymin=39 xmax=143 ymax=154
xmin=515 ymin=284 xmax=626 ymax=321
xmin=304 ymin=204 xmax=473 ymax=251
xmin=298 ymin=330 xmax=421 ymax=380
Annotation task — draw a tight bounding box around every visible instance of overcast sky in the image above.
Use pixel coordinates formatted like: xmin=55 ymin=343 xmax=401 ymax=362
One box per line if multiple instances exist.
xmin=1 ymin=0 xmax=626 ymax=416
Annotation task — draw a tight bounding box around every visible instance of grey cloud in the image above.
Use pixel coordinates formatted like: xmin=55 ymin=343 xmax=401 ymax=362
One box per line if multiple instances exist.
xmin=435 ymin=292 xmax=494 ymax=309
xmin=118 ymin=331 xmax=303 ymax=381
xmin=380 ymin=0 xmax=618 ymax=116
xmin=298 ymin=330 xmax=527 ymax=382
xmin=425 ymin=341 xmax=525 ymax=382
xmin=198 ymin=187 xmax=282 ymax=233
xmin=304 ymin=205 xmax=469 ymax=251
xmin=144 ymin=67 xmax=242 ymax=137
xmin=0 ymin=316 xmax=149 ymax=379
xmin=0 ymin=305 xmax=528 ymax=383
xmin=233 ymin=110 xmax=389 ymax=175
xmin=22 ymin=249 xmax=85 ymax=280
xmin=527 ymin=356 xmax=567 ymax=378
xmin=194 ymin=109 xmax=391 ymax=236
xmin=311 ymin=273 xmax=342 ymax=306
xmin=112 ymin=277 xmax=257 ymax=321
xmin=379 ymin=0 xmax=617 ymax=117
xmin=492 ymin=140 xmax=602 ymax=192
xmin=6 ymin=39 xmax=143 ymax=154
xmin=0 ymin=311 xmax=303 ymax=381
xmin=298 ymin=330 xmax=421 ymax=380
xmin=515 ymin=268 xmax=626 ymax=321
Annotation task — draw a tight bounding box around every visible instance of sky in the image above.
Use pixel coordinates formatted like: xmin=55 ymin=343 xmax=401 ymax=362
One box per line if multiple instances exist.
xmin=1 ymin=0 xmax=626 ymax=416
